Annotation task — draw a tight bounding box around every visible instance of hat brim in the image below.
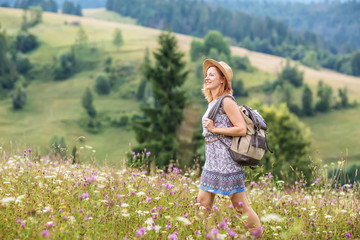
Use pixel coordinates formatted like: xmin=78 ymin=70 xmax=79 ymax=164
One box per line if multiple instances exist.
xmin=203 ymin=59 xmax=232 ymax=83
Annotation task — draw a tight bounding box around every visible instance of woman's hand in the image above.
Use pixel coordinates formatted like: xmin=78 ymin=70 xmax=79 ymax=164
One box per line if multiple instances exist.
xmin=203 ymin=118 xmax=217 ymax=133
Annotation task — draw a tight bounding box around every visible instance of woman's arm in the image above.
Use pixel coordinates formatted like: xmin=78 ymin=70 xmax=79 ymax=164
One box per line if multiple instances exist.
xmin=203 ymin=96 xmax=247 ymax=137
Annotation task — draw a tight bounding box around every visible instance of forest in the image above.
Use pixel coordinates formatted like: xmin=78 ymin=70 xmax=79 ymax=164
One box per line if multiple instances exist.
xmin=207 ymin=0 xmax=360 ymax=49
xmin=105 ymin=0 xmax=360 ymax=77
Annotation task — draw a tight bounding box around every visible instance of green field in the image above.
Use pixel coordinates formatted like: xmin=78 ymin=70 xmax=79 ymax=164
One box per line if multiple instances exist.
xmin=0 ymin=8 xmax=359 ymax=166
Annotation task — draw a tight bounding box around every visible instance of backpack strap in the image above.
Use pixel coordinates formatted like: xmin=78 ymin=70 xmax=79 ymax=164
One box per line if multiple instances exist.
xmin=206 ymin=94 xmax=236 ymax=148
xmin=207 ymin=94 xmax=236 ymax=121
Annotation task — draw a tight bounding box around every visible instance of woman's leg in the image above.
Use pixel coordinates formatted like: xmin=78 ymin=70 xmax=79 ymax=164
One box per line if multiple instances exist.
xmin=230 ymin=192 xmax=261 ymax=232
xmin=197 ymin=189 xmax=216 ymax=210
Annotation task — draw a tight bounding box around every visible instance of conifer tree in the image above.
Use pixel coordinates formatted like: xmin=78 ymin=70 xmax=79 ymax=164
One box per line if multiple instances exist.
xmin=11 ymin=84 xmax=27 ymax=109
xmin=132 ymin=31 xmax=188 ymax=168
xmin=302 ymin=84 xmax=313 ymax=116
xmin=113 ymin=28 xmax=123 ymax=50
xmin=74 ymin=26 xmax=87 ymax=49
xmin=82 ymin=87 xmax=96 ymax=118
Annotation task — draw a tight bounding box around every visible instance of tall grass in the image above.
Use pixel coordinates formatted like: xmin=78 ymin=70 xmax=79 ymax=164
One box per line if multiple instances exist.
xmin=0 ymin=146 xmax=358 ymax=239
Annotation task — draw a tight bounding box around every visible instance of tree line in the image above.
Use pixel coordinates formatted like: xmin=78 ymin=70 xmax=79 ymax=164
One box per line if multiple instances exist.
xmin=2 ymin=0 xmax=82 ymax=15
xmin=209 ymin=0 xmax=360 ymax=50
xmin=105 ymin=0 xmax=360 ymax=77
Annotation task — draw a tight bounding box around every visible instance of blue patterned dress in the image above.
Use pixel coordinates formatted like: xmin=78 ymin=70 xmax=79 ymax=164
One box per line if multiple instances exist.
xmin=199 ymin=96 xmax=246 ymax=195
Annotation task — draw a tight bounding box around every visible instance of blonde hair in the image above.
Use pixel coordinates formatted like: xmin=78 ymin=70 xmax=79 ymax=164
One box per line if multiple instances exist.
xmin=202 ymin=65 xmax=233 ymax=103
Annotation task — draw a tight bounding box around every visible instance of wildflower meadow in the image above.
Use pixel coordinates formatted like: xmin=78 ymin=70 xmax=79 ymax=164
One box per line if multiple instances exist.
xmin=0 ymin=147 xmax=359 ymax=239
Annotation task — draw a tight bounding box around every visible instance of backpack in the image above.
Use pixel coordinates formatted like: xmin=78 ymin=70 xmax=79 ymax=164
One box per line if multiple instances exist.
xmin=207 ymin=94 xmax=273 ymax=167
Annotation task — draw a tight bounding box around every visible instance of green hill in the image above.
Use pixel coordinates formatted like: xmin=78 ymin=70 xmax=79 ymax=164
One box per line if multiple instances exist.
xmin=0 ymin=7 xmax=359 ymax=166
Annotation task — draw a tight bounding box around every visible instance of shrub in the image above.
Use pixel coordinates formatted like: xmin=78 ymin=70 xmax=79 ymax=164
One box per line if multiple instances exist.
xmin=10 ymin=84 xmax=26 ymax=109
xmin=231 ymin=56 xmax=253 ymax=72
xmin=15 ymin=31 xmax=38 ymax=53
xmin=232 ymin=78 xmax=248 ymax=97
xmin=15 ymin=53 xmax=32 ymax=74
xmin=52 ymin=49 xmax=76 ymax=80
xmin=95 ymin=74 xmax=111 ymax=95
xmin=278 ymin=59 xmax=303 ymax=87
xmin=259 ymin=103 xmax=314 ymax=181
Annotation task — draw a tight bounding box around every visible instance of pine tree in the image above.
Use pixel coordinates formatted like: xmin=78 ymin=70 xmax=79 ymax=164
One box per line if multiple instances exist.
xmin=302 ymin=84 xmax=313 ymax=116
xmin=338 ymin=87 xmax=348 ymax=108
xmin=74 ymin=26 xmax=87 ymax=49
xmin=82 ymin=87 xmax=96 ymax=118
xmin=112 ymin=28 xmax=123 ymax=50
xmin=132 ymin=31 xmax=188 ymax=168
xmin=11 ymin=84 xmax=27 ymax=109
xmin=315 ymin=80 xmax=333 ymax=112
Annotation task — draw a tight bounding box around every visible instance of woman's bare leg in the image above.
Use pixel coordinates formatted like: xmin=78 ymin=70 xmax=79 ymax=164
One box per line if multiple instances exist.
xmin=230 ymin=192 xmax=261 ymax=232
xmin=197 ymin=189 xmax=216 ymax=210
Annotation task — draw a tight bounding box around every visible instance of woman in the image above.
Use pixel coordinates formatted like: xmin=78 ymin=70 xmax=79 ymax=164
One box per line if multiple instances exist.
xmin=198 ymin=59 xmax=261 ymax=232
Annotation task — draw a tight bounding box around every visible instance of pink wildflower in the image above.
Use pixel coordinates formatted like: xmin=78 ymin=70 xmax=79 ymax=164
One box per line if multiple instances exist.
xmin=228 ymin=230 xmax=236 ymax=238
xmin=211 ymin=228 xmax=219 ymax=235
xmin=136 ymin=227 xmax=145 ymax=236
xmin=42 ymin=230 xmax=50 ymax=237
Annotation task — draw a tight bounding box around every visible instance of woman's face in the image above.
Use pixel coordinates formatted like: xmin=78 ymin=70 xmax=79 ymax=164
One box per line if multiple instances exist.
xmin=205 ymin=66 xmax=224 ymax=91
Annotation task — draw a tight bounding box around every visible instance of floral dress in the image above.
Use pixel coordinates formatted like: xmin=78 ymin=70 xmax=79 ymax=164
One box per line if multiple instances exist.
xmin=199 ymin=97 xmax=246 ymax=195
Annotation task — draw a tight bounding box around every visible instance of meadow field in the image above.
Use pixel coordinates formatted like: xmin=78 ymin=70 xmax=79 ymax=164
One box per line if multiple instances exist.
xmin=0 ymin=149 xmax=359 ymax=239
xmin=0 ymin=7 xmax=359 ymax=167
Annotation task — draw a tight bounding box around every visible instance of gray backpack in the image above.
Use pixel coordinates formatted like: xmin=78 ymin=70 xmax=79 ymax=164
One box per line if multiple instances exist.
xmin=207 ymin=94 xmax=273 ymax=167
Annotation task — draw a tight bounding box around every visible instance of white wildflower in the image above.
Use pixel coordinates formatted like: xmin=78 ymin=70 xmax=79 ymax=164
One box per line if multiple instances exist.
xmin=122 ymin=213 xmax=130 ymax=217
xmin=145 ymin=218 xmax=154 ymax=226
xmin=165 ymin=216 xmax=170 ymax=219
xmin=325 ymin=215 xmax=332 ymax=219
xmin=121 ymin=203 xmax=129 ymax=207
xmin=15 ymin=195 xmax=25 ymax=204
xmin=260 ymin=213 xmax=284 ymax=223
xmin=177 ymin=216 xmax=191 ymax=225
xmin=154 ymin=225 xmax=161 ymax=233
xmin=304 ymin=195 xmax=312 ymax=201
xmin=0 ymin=197 xmax=16 ymax=205
xmin=136 ymin=210 xmax=144 ymax=216
xmin=46 ymin=221 xmax=54 ymax=226
xmin=68 ymin=216 xmax=76 ymax=224
xmin=43 ymin=206 xmax=52 ymax=213
xmin=136 ymin=192 xmax=146 ymax=196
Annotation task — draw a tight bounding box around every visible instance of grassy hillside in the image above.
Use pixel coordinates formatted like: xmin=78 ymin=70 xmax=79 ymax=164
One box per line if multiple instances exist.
xmin=0 ymin=8 xmax=359 ymax=166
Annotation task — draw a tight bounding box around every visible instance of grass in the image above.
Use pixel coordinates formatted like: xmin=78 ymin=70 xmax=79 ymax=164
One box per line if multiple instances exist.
xmin=83 ymin=8 xmax=137 ymax=25
xmin=0 ymin=149 xmax=358 ymax=239
xmin=302 ymin=107 xmax=360 ymax=166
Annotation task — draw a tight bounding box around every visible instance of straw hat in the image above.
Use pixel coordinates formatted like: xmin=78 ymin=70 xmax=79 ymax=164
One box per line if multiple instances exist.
xmin=203 ymin=59 xmax=233 ymax=87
